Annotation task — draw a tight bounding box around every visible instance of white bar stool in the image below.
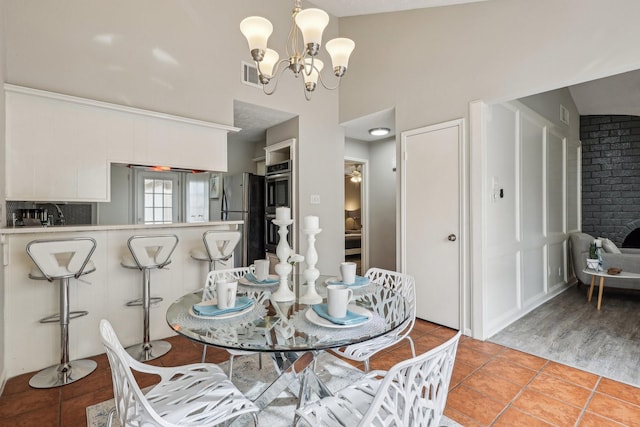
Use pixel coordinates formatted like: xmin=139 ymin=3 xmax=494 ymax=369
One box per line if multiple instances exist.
xmin=190 ymin=230 xmax=241 ymax=271
xmin=121 ymin=234 xmax=178 ymax=362
xmin=26 ymin=237 xmax=97 ymax=388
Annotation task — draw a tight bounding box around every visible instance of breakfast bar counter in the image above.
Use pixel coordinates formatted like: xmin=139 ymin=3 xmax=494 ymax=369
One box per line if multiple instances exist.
xmin=0 ymin=221 xmax=242 ymax=379
xmin=0 ymin=220 xmax=243 ymax=234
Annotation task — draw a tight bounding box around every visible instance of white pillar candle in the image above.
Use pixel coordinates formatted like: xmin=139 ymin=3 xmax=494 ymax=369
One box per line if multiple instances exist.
xmin=276 ymin=207 xmax=291 ymax=220
xmin=303 ymin=215 xmax=319 ymax=230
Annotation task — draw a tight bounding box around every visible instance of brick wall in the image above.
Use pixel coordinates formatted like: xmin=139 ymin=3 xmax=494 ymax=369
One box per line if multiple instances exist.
xmin=580 ymin=115 xmax=640 ymax=246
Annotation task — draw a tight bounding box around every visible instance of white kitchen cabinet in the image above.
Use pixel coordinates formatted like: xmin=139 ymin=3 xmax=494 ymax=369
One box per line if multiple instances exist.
xmin=5 ymin=85 xmax=237 ymax=201
xmin=5 ymin=90 xmax=109 ymax=201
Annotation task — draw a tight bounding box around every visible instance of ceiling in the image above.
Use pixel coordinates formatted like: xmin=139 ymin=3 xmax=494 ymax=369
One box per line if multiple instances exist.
xmin=230 ymin=101 xmax=297 ymax=144
xmin=231 ymin=1 xmax=448 ymax=143
xmin=233 ymin=69 xmax=640 ymax=145
xmin=231 ymin=1 xmax=640 ymax=144
xmin=312 ymin=0 xmax=489 ymax=17
xmin=342 ymin=107 xmax=395 ymax=142
xmin=310 ymin=0 xmax=640 ymax=118
xmin=568 ymin=69 xmax=640 ymax=117
xmin=232 ymin=100 xmax=394 ymax=144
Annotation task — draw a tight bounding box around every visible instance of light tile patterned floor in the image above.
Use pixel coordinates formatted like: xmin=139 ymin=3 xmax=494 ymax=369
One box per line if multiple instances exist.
xmin=443 ymin=330 xmax=640 ymax=426
xmin=1 ymin=319 xmax=640 ymax=426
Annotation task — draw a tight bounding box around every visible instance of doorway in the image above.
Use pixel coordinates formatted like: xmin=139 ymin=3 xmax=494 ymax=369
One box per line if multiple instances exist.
xmin=342 ymin=107 xmax=397 ymax=272
xmin=344 ymin=159 xmax=368 ymax=275
xmin=132 ymin=169 xmax=181 ymax=224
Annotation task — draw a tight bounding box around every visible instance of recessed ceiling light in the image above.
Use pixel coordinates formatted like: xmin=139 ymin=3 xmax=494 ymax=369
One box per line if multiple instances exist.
xmin=369 ymin=127 xmax=390 ymax=136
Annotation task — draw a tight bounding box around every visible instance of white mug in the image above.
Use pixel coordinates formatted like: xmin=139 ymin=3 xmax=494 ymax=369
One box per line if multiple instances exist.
xmin=254 ymin=259 xmax=270 ymax=282
xmin=216 ymin=279 xmax=238 ymax=309
xmin=340 ymin=262 xmax=357 ymax=285
xmin=327 ymin=284 xmax=353 ymax=318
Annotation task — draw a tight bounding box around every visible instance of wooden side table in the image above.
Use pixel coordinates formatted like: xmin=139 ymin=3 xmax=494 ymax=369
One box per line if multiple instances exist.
xmin=583 ymin=268 xmax=640 ymax=310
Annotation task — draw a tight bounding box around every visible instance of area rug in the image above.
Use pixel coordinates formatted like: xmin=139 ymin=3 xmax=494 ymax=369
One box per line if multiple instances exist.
xmin=489 ymin=285 xmax=640 ymax=388
xmin=87 ymin=351 xmax=462 ymax=426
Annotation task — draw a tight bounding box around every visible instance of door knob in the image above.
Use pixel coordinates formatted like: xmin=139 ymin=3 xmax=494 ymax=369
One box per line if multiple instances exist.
xmin=447 ymin=234 xmax=457 ymax=242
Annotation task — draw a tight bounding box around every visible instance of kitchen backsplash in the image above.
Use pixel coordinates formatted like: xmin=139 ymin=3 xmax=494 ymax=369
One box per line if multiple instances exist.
xmin=6 ymin=201 xmax=94 ymax=227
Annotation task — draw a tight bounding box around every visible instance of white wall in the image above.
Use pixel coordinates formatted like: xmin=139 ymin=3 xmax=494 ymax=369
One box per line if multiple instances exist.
xmin=369 ymin=138 xmax=397 ymax=270
xmin=345 ymin=138 xmax=369 ymax=160
xmin=5 ymin=0 xmax=637 ymax=345
xmin=227 ymin=140 xmax=259 ymax=176
xmin=339 ymin=0 xmax=640 ymax=128
xmin=519 ymin=89 xmax=581 ymax=238
xmin=266 ymin=117 xmax=299 ymax=148
xmin=345 ymin=137 xmax=397 ymax=270
xmin=339 ymin=0 xmax=640 ymax=336
xmin=4 ymin=0 xmax=345 ymax=276
xmin=482 ymin=97 xmax=580 ymax=338
xmin=96 ymin=164 xmax=131 ymax=225
xmin=0 ymin=0 xmax=7 ymax=391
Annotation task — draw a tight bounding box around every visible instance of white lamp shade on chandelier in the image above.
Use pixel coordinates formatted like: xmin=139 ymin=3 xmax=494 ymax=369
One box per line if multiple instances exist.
xmin=325 ymin=38 xmax=355 ymax=74
xmin=295 ymin=8 xmax=329 ymax=49
xmin=303 ymin=58 xmax=323 ymax=91
xmin=261 ymin=49 xmax=280 ymax=77
xmin=239 ymin=17 xmax=273 ymax=57
xmin=240 ymin=0 xmax=355 ymax=100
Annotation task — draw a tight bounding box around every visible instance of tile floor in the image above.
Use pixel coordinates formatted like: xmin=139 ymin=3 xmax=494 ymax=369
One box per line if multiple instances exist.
xmin=1 ymin=319 xmax=639 ymax=426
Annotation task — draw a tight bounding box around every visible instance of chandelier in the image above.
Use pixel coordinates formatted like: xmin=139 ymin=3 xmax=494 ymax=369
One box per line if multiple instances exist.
xmin=350 ymin=168 xmax=362 ymax=183
xmin=240 ymin=0 xmax=355 ymax=100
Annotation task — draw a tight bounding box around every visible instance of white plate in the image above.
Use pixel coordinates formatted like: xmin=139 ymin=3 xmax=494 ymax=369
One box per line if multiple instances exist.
xmin=189 ymin=298 xmax=254 ymax=320
xmin=324 ymin=276 xmax=370 ymax=288
xmin=239 ymin=274 xmax=280 ymax=287
xmin=305 ymin=304 xmax=373 ymax=329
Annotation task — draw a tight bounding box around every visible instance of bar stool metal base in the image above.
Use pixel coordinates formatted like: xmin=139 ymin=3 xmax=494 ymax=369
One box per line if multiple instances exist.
xmin=125 ymin=297 xmax=163 ymax=307
xmin=126 ymin=340 xmax=171 ymax=362
xmin=29 ymin=359 xmax=97 ymax=389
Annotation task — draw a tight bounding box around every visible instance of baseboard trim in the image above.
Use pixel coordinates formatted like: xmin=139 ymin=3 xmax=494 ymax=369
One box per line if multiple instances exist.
xmin=0 ymin=367 xmax=6 ymax=397
xmin=485 ymin=283 xmax=571 ymax=340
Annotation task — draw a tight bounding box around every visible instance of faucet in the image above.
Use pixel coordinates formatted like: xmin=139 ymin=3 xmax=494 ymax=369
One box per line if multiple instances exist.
xmin=50 ymin=203 xmax=65 ymax=225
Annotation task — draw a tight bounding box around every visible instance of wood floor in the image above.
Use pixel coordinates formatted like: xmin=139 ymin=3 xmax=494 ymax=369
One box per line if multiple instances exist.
xmin=489 ymin=285 xmax=640 ymax=388
xmin=1 ymin=319 xmax=640 ymax=426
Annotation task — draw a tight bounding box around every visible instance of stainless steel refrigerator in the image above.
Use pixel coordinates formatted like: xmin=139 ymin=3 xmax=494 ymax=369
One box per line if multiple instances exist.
xmin=218 ymin=172 xmax=265 ymax=267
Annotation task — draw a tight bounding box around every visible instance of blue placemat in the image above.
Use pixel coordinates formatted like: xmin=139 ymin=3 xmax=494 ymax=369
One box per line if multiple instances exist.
xmin=311 ymin=304 xmax=369 ymax=325
xmin=193 ymin=296 xmax=253 ymax=316
xmin=246 ymin=273 xmax=279 ymax=284
xmin=327 ymin=275 xmax=369 ymax=287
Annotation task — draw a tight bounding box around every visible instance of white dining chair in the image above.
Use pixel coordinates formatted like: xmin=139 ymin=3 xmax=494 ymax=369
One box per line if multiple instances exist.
xmin=99 ymin=319 xmax=259 ymax=427
xmin=200 ymin=267 xmax=265 ymax=378
xmin=295 ymin=331 xmax=461 ymax=427
xmin=330 ymin=267 xmax=417 ymax=372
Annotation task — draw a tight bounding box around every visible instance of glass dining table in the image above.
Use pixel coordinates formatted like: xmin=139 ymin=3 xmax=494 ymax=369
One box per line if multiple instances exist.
xmin=165 ymin=275 xmax=410 ymax=411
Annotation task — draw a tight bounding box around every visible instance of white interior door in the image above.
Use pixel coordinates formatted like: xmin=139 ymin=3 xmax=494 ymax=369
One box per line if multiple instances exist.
xmin=401 ymin=119 xmax=463 ymax=329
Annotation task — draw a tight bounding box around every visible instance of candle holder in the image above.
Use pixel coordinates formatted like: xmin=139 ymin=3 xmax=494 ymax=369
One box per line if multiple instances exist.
xmin=271 ymin=218 xmax=296 ymax=302
xmin=299 ymin=227 xmax=322 ymax=305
